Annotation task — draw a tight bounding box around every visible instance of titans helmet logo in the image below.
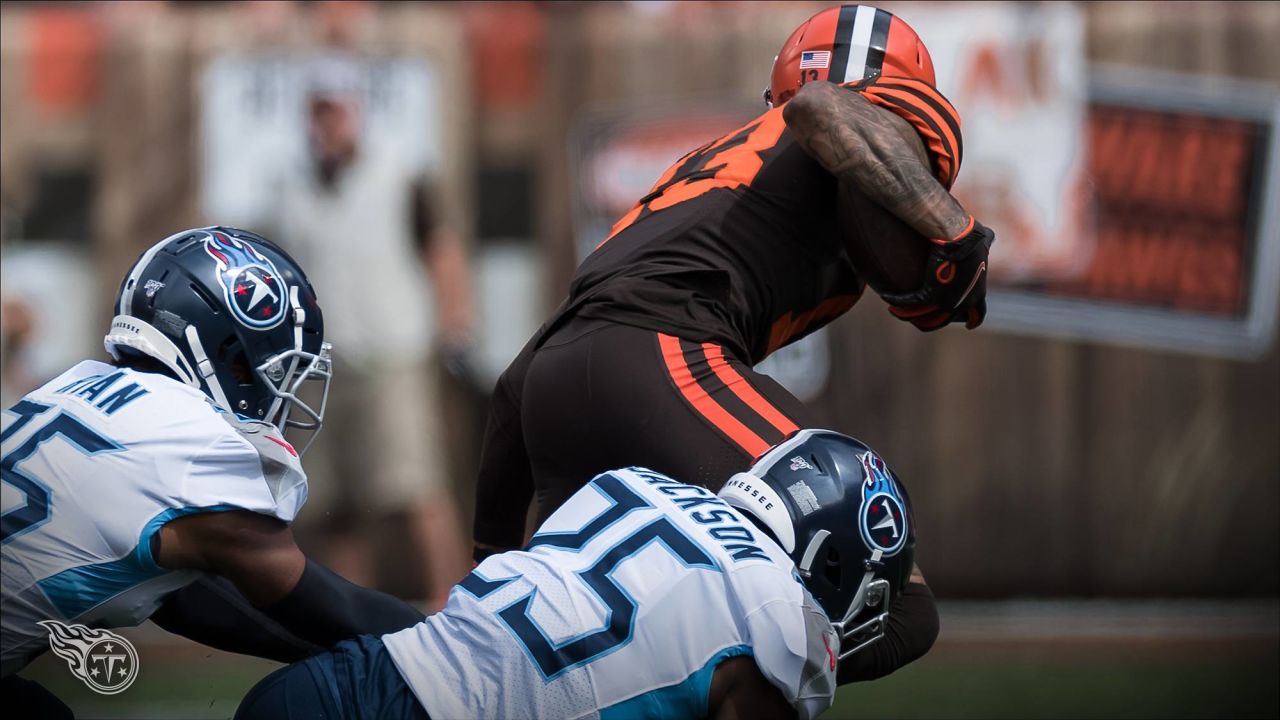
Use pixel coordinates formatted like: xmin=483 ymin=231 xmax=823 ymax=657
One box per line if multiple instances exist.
xmin=39 ymin=620 xmax=140 ymax=695
xmin=202 ymin=230 xmax=288 ymax=329
xmin=857 ymin=451 xmax=909 ymax=556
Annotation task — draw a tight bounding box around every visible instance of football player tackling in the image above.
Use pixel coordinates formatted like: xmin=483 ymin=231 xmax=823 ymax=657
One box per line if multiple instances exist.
xmin=236 ymin=431 xmax=935 ymax=719
xmin=2 ymin=228 xmax=424 ymax=717
xmin=472 ymin=6 xmax=984 ymax=688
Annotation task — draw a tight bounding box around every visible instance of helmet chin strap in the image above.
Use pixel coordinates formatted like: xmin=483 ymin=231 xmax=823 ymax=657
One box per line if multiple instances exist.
xmin=841 ymin=548 xmax=883 ymax=626
xmin=184 ymin=324 xmax=232 ymax=412
xmin=267 ymin=286 xmax=306 ymax=429
xmin=796 ymin=529 xmax=832 ymax=578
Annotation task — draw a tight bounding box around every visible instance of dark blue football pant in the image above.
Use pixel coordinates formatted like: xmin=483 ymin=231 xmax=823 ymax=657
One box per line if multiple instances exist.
xmin=235 ymin=635 xmax=430 ymax=720
xmin=3 ymin=674 xmax=74 ymax=720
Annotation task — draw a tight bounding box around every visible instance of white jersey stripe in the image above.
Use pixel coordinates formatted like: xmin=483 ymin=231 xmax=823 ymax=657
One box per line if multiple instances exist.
xmin=746 ymin=427 xmax=825 ymax=477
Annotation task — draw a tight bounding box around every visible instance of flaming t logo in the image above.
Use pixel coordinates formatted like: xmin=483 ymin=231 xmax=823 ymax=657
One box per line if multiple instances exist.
xmin=38 ymin=620 xmax=139 ymax=694
xmin=201 ymin=230 xmax=288 ymax=330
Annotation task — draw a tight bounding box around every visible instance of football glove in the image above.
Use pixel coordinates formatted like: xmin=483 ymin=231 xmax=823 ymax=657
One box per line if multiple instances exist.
xmin=881 ymin=217 xmax=995 ymax=331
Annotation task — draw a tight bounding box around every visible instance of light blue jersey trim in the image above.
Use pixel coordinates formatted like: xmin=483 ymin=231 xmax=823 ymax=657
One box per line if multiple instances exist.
xmin=600 ymin=644 xmax=753 ymax=720
xmin=37 ymin=504 xmax=240 ymax=618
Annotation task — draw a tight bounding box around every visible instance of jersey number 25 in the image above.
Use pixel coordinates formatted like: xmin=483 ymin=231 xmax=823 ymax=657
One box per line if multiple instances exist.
xmin=461 ymin=474 xmax=717 ymax=680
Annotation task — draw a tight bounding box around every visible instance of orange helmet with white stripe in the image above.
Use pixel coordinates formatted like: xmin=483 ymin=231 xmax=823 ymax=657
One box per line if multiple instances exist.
xmin=764 ymin=5 xmax=936 ymax=107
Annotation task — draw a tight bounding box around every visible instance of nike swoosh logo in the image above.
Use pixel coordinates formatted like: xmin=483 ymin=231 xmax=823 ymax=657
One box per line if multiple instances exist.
xmin=953 ymin=262 xmax=986 ymax=309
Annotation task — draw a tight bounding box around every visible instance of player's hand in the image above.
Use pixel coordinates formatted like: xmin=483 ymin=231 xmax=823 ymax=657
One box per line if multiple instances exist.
xmin=880 ymin=217 xmax=995 ymax=331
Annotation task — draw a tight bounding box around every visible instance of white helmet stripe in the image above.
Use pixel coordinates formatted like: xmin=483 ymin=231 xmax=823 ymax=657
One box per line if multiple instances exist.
xmin=747 ymin=427 xmax=825 ymax=477
xmin=118 ymin=226 xmax=215 ymax=316
xmin=842 ymin=5 xmax=879 ymax=83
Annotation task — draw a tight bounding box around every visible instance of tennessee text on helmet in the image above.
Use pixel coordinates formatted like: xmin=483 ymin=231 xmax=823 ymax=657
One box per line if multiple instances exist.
xmin=719 ymin=428 xmax=916 ymax=664
xmin=104 ymin=227 xmax=332 ymax=454
xmin=764 ymin=4 xmax=937 ymax=107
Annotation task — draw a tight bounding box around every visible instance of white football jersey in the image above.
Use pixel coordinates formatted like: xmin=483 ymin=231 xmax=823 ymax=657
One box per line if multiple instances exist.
xmin=1 ymin=360 xmax=307 ymax=677
xmin=383 ymin=467 xmax=838 ymax=720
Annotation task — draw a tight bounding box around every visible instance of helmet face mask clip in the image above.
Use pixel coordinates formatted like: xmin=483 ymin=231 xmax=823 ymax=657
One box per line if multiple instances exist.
xmin=834 ymin=577 xmax=892 ymax=660
xmin=258 ymin=341 xmax=332 ymax=456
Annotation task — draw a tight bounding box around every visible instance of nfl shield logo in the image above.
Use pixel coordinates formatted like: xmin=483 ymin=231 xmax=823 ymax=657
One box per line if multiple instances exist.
xmin=202 ymin=231 xmax=288 ymax=329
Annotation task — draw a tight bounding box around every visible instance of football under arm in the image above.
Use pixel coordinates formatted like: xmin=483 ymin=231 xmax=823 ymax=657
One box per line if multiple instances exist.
xmin=781 ymin=81 xmax=969 ymax=241
xmin=155 ymin=510 xmax=426 ymax=650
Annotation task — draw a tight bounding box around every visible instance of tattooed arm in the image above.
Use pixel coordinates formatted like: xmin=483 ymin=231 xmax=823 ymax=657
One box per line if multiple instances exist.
xmin=782 ymin=81 xmax=969 ymax=241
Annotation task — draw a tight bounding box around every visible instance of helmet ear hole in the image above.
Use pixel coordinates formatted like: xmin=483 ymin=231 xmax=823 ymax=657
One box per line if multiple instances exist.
xmin=822 ymin=546 xmax=841 ymax=587
xmin=229 ymin=352 xmax=254 ymax=386
xmin=216 ymin=338 xmax=253 ymax=386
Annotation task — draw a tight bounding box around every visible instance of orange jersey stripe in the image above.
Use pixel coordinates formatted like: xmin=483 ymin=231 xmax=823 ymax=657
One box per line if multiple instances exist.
xmin=854 ymin=80 xmax=963 ymax=188
xmin=875 ymin=79 xmax=962 ymax=128
xmin=863 ymin=87 xmax=959 ymax=185
xmin=701 ymin=343 xmax=800 ymax=438
xmin=872 ymin=78 xmax=963 ymax=165
xmin=765 ymin=293 xmax=861 ymax=356
xmin=658 ymin=333 xmax=771 ymax=457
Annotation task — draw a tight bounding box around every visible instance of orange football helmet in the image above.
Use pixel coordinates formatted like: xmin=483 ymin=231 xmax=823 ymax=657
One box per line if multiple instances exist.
xmin=765 ymin=5 xmax=936 ymax=106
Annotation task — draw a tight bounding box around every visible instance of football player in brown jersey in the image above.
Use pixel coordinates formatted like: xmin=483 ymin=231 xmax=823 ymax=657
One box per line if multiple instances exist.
xmin=473 ymin=5 xmax=993 ymax=683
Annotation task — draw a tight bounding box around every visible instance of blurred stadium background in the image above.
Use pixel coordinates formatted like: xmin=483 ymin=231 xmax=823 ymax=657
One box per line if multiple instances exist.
xmin=1 ymin=1 xmax=1277 ymax=718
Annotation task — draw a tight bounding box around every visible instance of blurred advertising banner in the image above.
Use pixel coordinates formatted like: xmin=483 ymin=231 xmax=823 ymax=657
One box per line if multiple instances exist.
xmin=902 ymin=1 xmax=1090 ymax=282
xmin=199 ymin=54 xmax=442 ymax=223
xmin=991 ymin=67 xmax=1280 ymax=359
xmin=904 ymin=1 xmax=1280 ymax=358
xmin=569 ymin=101 xmax=757 ymax=264
xmin=572 ymin=3 xmax=1279 ymax=363
xmin=569 ymin=99 xmax=830 ymax=401
xmin=0 ymin=245 xmax=98 ymax=406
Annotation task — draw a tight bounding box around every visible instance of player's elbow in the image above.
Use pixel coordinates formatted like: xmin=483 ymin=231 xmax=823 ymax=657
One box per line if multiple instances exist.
xmin=900 ymin=583 xmax=940 ymax=664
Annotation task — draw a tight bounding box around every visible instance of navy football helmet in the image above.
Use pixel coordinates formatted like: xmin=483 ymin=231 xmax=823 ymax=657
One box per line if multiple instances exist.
xmin=719 ymin=429 xmax=916 ymax=663
xmin=104 ymin=227 xmax=331 ymax=453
